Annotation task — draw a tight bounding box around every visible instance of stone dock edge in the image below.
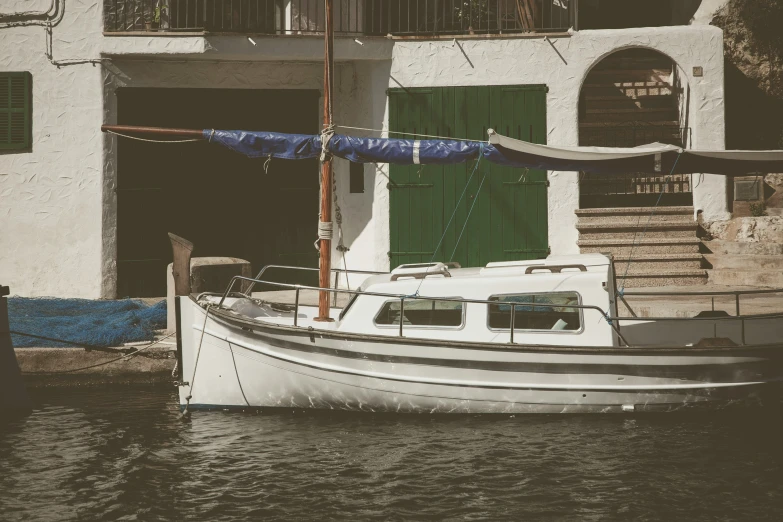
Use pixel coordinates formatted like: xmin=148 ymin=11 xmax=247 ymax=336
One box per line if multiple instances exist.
xmin=15 ymin=347 xmax=177 ymax=389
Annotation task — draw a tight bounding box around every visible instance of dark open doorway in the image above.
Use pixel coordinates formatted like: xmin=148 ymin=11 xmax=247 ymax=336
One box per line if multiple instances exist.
xmin=578 ymin=48 xmax=692 ymax=208
xmin=116 ymin=88 xmax=320 ymax=298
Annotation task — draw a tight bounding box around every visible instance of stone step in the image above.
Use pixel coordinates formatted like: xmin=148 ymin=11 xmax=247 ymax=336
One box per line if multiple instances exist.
xmin=616 ymin=269 xmax=708 ymax=288
xmin=612 ymin=254 xmax=703 ymax=271
xmin=578 ymin=221 xmax=697 ymax=240
xmin=704 ymin=254 xmax=783 ymax=270
xmin=583 ymin=93 xmax=676 ymax=101
xmin=581 ymin=85 xmax=676 ymax=98
xmin=702 ymin=240 xmax=783 ymax=256
xmin=582 ymin=108 xmax=679 ymax=123
xmin=579 ymin=121 xmax=681 ymax=128
xmin=579 ymin=238 xmax=701 ymax=255
xmin=584 ymin=97 xmax=676 ymax=111
xmin=584 ymin=68 xmax=673 ymax=82
xmin=578 ymin=215 xmax=696 ymax=226
xmin=575 ymin=206 xmax=693 ymax=217
xmin=708 ymin=270 xmax=783 ymax=287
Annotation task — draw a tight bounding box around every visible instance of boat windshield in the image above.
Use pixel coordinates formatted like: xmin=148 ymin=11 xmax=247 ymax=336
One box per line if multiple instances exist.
xmin=488 ymin=292 xmax=582 ymax=331
xmin=375 ymin=299 xmax=463 ymax=327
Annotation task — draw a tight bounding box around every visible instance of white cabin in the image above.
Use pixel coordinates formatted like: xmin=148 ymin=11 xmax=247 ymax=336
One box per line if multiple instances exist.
xmin=335 ymin=254 xmax=619 ymax=347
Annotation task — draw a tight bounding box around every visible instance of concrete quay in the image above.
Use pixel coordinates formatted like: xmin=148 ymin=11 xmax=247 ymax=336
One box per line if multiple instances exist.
xmin=16 ymin=342 xmax=176 ymax=389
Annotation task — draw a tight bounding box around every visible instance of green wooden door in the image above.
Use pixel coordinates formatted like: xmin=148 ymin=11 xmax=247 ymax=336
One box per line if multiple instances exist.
xmin=388 ymin=85 xmax=548 ymax=269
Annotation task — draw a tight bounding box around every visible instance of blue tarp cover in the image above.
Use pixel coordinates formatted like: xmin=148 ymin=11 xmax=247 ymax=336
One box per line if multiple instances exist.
xmin=329 ymin=135 xmax=484 ymax=165
xmin=206 ymin=129 xmax=321 ymax=159
xmin=205 ymin=129 xmax=783 ymax=175
xmin=206 ymin=129 xmax=487 ymax=164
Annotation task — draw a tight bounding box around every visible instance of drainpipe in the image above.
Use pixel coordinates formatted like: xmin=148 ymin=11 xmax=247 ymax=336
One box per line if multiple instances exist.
xmin=0 ymin=0 xmax=57 ymax=21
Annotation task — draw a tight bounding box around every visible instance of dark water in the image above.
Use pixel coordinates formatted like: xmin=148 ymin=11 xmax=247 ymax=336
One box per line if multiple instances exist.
xmin=1 ymin=388 xmax=782 ymax=521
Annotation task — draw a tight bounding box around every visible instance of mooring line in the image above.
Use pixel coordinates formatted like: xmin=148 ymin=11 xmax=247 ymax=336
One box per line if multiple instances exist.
xmin=20 ymin=332 xmax=176 ymax=375
xmin=182 ymin=305 xmax=211 ymax=417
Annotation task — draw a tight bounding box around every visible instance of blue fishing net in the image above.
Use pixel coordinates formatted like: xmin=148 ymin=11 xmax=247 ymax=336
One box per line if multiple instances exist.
xmin=8 ymin=297 xmax=167 ymax=348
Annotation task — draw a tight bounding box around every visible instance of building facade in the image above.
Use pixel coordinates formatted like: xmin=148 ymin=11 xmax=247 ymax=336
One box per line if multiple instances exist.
xmin=1 ymin=0 xmax=730 ymax=298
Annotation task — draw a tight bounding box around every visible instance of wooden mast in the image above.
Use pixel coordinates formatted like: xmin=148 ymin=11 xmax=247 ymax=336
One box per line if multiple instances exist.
xmin=315 ymin=0 xmax=335 ymax=322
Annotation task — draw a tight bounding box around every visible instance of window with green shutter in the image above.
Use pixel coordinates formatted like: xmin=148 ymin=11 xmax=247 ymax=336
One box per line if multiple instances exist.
xmin=0 ymin=72 xmax=32 ymax=151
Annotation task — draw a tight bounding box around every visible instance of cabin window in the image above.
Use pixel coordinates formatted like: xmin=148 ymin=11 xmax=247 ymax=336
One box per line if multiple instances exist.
xmin=374 ymin=299 xmax=463 ymax=327
xmin=488 ymin=292 xmax=582 ymax=332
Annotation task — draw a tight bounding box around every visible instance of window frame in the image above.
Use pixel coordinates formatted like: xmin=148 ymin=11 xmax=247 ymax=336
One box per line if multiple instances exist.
xmin=0 ymin=71 xmax=32 ymax=152
xmin=373 ymin=297 xmax=466 ymax=330
xmin=338 ymin=293 xmax=360 ymax=321
xmin=486 ymin=291 xmax=585 ymax=335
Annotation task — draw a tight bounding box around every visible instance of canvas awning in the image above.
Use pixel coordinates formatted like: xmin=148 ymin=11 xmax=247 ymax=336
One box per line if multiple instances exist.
xmin=487 ymin=130 xmax=783 ymax=175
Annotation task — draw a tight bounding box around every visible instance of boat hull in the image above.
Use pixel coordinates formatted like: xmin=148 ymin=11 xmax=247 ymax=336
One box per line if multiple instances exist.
xmin=178 ymin=298 xmax=783 ymax=413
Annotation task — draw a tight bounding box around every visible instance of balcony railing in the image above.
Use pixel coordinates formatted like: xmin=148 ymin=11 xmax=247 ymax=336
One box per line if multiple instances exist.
xmin=104 ymin=0 xmax=574 ymax=35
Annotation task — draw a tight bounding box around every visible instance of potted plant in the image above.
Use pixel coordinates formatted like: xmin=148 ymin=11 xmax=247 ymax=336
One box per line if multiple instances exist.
xmin=145 ymin=2 xmax=167 ymax=31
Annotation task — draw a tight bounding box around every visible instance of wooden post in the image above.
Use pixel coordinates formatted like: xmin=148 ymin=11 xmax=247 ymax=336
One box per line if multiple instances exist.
xmin=0 ymin=285 xmax=32 ymax=418
xmin=168 ymin=233 xmax=194 ymax=296
xmin=315 ymin=0 xmax=335 ymax=322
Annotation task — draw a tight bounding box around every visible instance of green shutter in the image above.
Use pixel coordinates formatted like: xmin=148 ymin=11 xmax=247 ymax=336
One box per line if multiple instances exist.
xmin=388 ymin=85 xmax=549 ymax=269
xmin=0 ymin=72 xmax=32 ymax=150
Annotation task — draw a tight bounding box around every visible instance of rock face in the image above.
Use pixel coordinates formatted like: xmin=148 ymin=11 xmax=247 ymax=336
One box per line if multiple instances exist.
xmin=765 ymin=173 xmax=783 ymax=215
xmin=711 ymin=0 xmax=783 ymax=149
xmin=704 ymin=216 xmax=783 ymax=243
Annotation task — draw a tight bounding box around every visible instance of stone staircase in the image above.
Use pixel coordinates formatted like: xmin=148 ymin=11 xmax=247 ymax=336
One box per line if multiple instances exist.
xmin=576 ymin=206 xmax=707 ymax=287
xmin=703 ymin=240 xmax=783 ymax=287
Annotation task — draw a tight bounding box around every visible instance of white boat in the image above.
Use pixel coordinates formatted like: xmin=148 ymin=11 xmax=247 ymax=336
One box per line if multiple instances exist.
xmin=175 ymin=254 xmax=783 ymax=413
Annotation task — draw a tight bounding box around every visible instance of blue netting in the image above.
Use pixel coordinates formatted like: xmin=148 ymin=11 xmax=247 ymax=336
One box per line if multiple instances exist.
xmin=8 ymin=297 xmax=167 ymax=348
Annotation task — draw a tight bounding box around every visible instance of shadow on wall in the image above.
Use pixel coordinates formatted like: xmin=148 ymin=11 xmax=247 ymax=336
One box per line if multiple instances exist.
xmin=712 ymin=0 xmax=783 ymax=149
xmin=334 ymin=60 xmax=393 ymax=267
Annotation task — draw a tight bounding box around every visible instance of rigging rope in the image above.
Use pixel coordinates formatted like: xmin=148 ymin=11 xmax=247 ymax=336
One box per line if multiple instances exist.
xmin=227 ymin=342 xmax=251 ymax=408
xmin=21 ymin=332 xmax=176 ymax=375
xmin=411 ymin=143 xmax=485 ymax=297
xmin=336 ymin=124 xmax=487 ymax=143
xmin=617 ymin=152 xmax=683 ymax=293
xmin=105 ymin=130 xmax=201 ymax=143
xmin=182 ymin=305 xmax=211 ymax=418
xmin=449 ymin=171 xmax=489 ymax=262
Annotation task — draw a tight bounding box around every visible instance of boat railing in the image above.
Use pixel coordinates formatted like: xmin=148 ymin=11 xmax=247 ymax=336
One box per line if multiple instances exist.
xmin=620 ymin=288 xmax=783 ymax=318
xmin=216 ymin=275 xmax=629 ymax=344
xmin=244 ymin=264 xmax=388 ymax=299
xmin=214 ymin=274 xmax=783 ymax=346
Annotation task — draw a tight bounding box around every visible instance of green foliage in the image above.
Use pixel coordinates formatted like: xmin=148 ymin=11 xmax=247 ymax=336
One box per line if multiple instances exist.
xmin=454 ymin=0 xmax=491 ymax=29
xmin=153 ymin=5 xmax=166 ymax=24
xmin=734 ymin=0 xmax=783 ymax=55
xmin=749 ymin=202 xmax=767 ymax=217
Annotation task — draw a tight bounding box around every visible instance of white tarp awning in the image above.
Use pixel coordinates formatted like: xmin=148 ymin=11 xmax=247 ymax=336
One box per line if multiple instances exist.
xmin=487 ymin=130 xmax=783 ymax=175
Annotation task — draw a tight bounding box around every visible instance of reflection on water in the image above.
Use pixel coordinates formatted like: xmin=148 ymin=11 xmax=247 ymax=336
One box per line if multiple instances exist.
xmin=1 ymin=387 xmax=782 ymax=520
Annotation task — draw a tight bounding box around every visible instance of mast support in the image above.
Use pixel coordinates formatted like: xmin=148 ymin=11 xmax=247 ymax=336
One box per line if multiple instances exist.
xmin=314 ymin=0 xmax=335 ymax=322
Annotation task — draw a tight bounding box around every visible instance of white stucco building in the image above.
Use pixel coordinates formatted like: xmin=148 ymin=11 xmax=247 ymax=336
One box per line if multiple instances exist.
xmin=1 ymin=0 xmax=731 ymax=298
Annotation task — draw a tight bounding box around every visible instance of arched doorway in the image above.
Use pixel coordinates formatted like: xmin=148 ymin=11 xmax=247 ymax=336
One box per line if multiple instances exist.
xmin=578 ymin=48 xmax=691 ymax=208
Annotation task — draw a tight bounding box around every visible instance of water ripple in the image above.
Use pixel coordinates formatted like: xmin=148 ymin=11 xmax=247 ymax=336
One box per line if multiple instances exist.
xmin=0 ymin=388 xmax=781 ymax=520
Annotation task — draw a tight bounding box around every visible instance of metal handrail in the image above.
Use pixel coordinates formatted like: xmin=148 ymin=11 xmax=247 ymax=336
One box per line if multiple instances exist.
xmin=622 ymin=288 xmax=783 ymax=297
xmin=217 ymin=275 xmax=640 ymax=345
xmin=244 ymin=264 xmax=387 ymax=295
xmin=621 ymin=287 xmax=783 ymax=318
xmin=213 ymin=275 xmax=783 ymax=346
